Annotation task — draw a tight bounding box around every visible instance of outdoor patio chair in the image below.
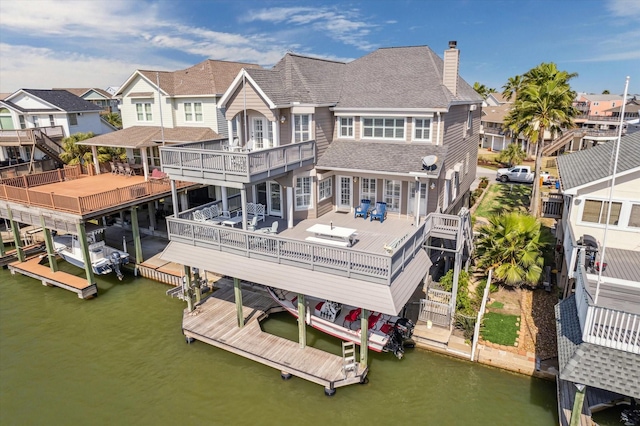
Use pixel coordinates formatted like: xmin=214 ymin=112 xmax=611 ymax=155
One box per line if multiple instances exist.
xmin=193 ymin=210 xmax=206 ymax=222
xmin=259 ymin=221 xmax=279 ymax=234
xmin=109 ymin=162 xmax=118 ymax=175
xmin=368 ymin=312 xmax=382 ymax=330
xmin=343 ymin=307 xmax=362 ymax=329
xmin=117 ymin=163 xmax=127 ymax=176
xmin=247 ymin=216 xmax=258 ymax=231
xmin=124 ymin=164 xmax=134 ymax=176
xmin=369 ymin=201 xmax=387 ymax=223
xmin=354 ymin=199 xmax=371 ymax=219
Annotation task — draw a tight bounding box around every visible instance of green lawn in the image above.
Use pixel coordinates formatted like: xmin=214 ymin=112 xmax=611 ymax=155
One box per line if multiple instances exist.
xmin=481 ymin=312 xmax=520 ymax=346
xmin=474 ymin=183 xmax=531 ymax=218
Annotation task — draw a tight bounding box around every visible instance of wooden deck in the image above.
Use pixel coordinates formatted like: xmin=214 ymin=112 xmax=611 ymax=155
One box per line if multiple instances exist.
xmin=557 ymin=378 xmax=595 ymax=426
xmin=183 ymin=285 xmax=368 ymax=393
xmin=8 ymin=255 xmax=97 ymax=299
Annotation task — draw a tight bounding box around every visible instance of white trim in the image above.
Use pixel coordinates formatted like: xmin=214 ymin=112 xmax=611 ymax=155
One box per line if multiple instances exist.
xmin=218 ymin=69 xmax=276 ymax=109
xmin=338 ymin=116 xmax=355 ymax=139
xmin=332 ymin=107 xmax=445 ymax=114
xmin=412 ymin=117 xmax=433 ymax=142
xmin=116 ymin=71 xmax=169 ymax=97
xmin=294 ymin=174 xmax=314 ymax=211
xmin=361 ymin=116 xmax=406 ymax=140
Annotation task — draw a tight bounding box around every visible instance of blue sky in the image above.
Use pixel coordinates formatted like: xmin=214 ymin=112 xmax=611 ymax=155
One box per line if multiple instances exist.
xmin=0 ymin=0 xmax=638 ymax=95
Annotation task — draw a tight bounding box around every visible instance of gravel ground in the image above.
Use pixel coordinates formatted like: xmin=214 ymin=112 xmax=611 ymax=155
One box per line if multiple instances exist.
xmin=519 ymin=289 xmax=558 ymax=359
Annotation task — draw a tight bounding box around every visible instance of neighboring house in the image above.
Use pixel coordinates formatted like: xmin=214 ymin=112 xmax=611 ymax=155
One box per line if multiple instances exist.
xmin=57 ymin=88 xmax=120 ymax=114
xmin=571 ymin=93 xmax=626 ymax=150
xmin=554 ymin=131 xmax=640 ymax=417
xmin=0 ymin=89 xmax=116 ymax=170
xmin=157 ymin=42 xmax=480 ymax=332
xmin=478 ymin=92 xmax=529 ymax=153
xmin=607 ymin=97 xmax=640 ymax=134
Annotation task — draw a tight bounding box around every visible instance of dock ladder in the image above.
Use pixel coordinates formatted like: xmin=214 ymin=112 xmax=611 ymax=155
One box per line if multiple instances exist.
xmin=341 ymin=341 xmax=357 ymax=378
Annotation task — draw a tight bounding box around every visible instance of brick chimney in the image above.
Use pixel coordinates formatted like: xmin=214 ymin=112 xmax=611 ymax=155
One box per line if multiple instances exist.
xmin=443 ymin=41 xmax=459 ymax=97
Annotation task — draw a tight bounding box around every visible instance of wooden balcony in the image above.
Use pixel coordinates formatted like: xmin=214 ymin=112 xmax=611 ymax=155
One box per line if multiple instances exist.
xmin=0 ymin=126 xmax=64 ymax=145
xmin=0 ymin=166 xmax=193 ymax=218
xmin=160 ymin=139 xmax=316 ymax=186
xmin=541 ymin=193 xmax=563 ymax=218
xmin=166 ymin=207 xmax=464 ymax=286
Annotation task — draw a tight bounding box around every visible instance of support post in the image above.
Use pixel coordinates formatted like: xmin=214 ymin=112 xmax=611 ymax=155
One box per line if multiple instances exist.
xmin=240 ymin=187 xmax=248 ymax=230
xmin=234 ymin=277 xmax=244 ymax=328
xmin=170 ymin=180 xmax=179 ymax=217
xmin=221 ymin=186 xmax=229 ymax=212
xmin=76 ymin=222 xmax=96 ymax=287
xmin=0 ymin=233 xmax=4 ymax=256
xmin=287 ymin=186 xmax=293 ymax=229
xmin=179 ymin=191 xmax=189 ymax=212
xmin=449 ymin=251 xmax=462 ymax=330
xmin=183 ymin=265 xmax=193 ymax=312
xmin=141 ymin=148 xmax=149 ymax=181
xmin=40 ymin=216 xmax=58 ymax=272
xmin=7 ymin=208 xmax=24 ymax=262
xmin=360 ymin=308 xmax=368 ymax=368
xmin=130 ymin=207 xmax=143 ymax=264
xmin=148 ymin=202 xmax=157 ymax=231
xmin=193 ymin=267 xmax=202 ymax=304
xmin=414 ymin=180 xmax=421 ymax=227
xmin=569 ymin=384 xmax=586 ymax=426
xmin=91 ymin=146 xmax=100 ymax=175
xmin=297 ymin=294 xmax=306 ymax=348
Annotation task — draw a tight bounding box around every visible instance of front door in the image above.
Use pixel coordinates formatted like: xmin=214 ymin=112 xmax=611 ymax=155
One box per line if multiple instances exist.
xmin=251 ymin=117 xmax=266 ymax=150
xmin=337 ymin=176 xmax=352 ymax=211
xmin=408 ymin=182 xmax=428 ymax=216
xmin=268 ymin=182 xmax=282 ymax=217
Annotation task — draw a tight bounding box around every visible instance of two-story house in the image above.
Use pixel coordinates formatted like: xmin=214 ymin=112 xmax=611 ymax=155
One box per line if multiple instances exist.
xmin=0 ymin=89 xmax=116 ymax=174
xmin=571 ymin=93 xmax=627 ymax=151
xmin=158 ymin=42 xmax=480 ymax=342
xmin=554 ymin=130 xmax=640 ymax=420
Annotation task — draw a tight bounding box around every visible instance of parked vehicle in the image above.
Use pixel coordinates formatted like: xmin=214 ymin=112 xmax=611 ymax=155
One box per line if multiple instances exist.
xmin=496 ymin=165 xmax=550 ymax=183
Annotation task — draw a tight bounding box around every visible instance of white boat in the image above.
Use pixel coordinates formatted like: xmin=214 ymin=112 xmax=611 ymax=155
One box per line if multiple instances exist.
xmin=53 ymin=228 xmax=129 ymax=280
xmin=266 ymin=287 xmax=415 ymax=359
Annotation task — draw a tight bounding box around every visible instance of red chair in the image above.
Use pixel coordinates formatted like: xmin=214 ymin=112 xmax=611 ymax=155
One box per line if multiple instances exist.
xmin=368 ymin=312 xmax=382 ymax=330
xmin=380 ymin=322 xmax=394 ymax=335
xmin=343 ymin=308 xmax=362 ymax=329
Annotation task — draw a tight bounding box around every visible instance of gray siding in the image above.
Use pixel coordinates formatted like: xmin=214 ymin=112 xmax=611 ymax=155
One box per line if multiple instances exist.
xmin=315 ymin=107 xmax=334 ymax=159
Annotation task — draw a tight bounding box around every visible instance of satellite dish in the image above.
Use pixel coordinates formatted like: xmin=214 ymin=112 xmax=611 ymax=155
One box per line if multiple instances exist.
xmin=422 ymin=155 xmax=438 ymax=171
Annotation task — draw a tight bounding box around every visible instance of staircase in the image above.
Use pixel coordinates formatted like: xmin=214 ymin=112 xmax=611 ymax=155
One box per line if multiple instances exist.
xmin=542 ymin=130 xmax=586 ymax=156
xmin=33 ymin=129 xmax=65 ymax=166
xmin=341 ymin=342 xmax=358 ymax=378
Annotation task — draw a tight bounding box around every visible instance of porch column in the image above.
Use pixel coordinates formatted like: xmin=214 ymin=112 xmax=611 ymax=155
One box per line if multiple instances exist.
xmin=130 ymin=207 xmax=143 ymax=264
xmin=287 ymin=186 xmax=294 ymax=229
xmin=141 ymin=148 xmax=150 ymax=181
xmin=297 ymin=294 xmax=306 ymax=348
xmin=170 ymin=180 xmax=179 ymax=216
xmin=0 ymin=232 xmax=4 ymax=256
xmin=360 ymin=308 xmax=368 ymax=368
xmin=148 ymin=202 xmax=157 ymax=231
xmin=76 ymin=222 xmax=96 ymax=287
xmin=179 ymin=191 xmax=189 ymax=212
xmin=272 ymin=120 xmax=279 ymax=147
xmin=227 ymin=120 xmax=234 ymax=141
xmin=569 ymin=383 xmax=586 ymax=426
xmin=221 ymin=187 xmax=229 ymax=212
xmin=183 ymin=265 xmax=193 ymax=312
xmin=193 ymin=267 xmax=202 ymax=304
xmin=240 ymin=187 xmax=248 ymax=230
xmin=234 ymin=277 xmax=244 ymax=328
xmin=40 ymin=216 xmax=58 ymax=273
xmin=7 ymin=208 xmax=24 ymax=262
xmin=413 ymin=180 xmax=421 ymax=227
xmin=449 ymin=251 xmax=462 ymax=330
xmin=91 ymin=146 xmax=100 ymax=174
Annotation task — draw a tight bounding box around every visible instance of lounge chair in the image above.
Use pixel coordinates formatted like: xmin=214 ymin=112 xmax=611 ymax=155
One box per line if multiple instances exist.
xmin=109 ymin=162 xmax=118 ymax=175
xmin=260 ymin=221 xmax=279 ymax=234
xmin=343 ymin=307 xmax=362 ymax=329
xmin=354 ymin=199 xmax=371 ymax=219
xmin=370 ymin=202 xmax=387 ymax=223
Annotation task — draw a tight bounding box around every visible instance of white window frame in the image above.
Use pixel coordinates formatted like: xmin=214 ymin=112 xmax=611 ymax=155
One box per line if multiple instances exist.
xmin=579 ymin=198 xmax=622 ymax=227
xmin=19 ymin=115 xmax=26 ymax=129
xmin=293 ymin=114 xmax=311 ymax=142
xmin=49 ymin=115 xmax=55 ymax=127
xmin=360 ymin=178 xmax=377 ymax=205
xmin=339 ymin=117 xmax=354 ymax=138
xmin=295 ymin=176 xmax=313 ymax=210
xmin=136 ymin=102 xmax=152 ymax=122
xmin=413 ymin=118 xmax=432 ymax=142
xmin=184 ymin=102 xmax=203 ymax=122
xmin=318 ymin=177 xmax=332 ymax=202
xmin=629 ymin=203 xmax=640 ymax=228
xmin=383 ymin=179 xmax=401 ymax=212
xmin=467 ymin=111 xmax=473 ymax=130
xmin=362 ymin=117 xmax=405 ymax=140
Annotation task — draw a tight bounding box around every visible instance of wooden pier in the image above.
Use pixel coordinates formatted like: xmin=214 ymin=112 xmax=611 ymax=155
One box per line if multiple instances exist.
xmin=8 ymin=255 xmax=97 ymax=299
xmin=183 ymin=285 xmax=368 ymax=394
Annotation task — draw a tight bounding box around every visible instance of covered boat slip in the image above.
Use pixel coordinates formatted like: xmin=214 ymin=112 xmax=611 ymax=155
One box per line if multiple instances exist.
xmin=183 ymin=285 xmax=367 ymax=391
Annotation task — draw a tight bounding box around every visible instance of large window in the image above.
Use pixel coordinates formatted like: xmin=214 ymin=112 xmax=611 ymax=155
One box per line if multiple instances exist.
xmin=295 ymin=176 xmax=312 ymax=209
xmin=628 ymin=204 xmax=640 ymax=228
xmin=384 ymin=179 xmax=401 ymax=212
xmin=363 ymin=118 xmax=404 ymax=139
xmin=136 ymin=103 xmax=152 ymax=122
xmin=581 ymin=200 xmax=622 ymax=225
xmin=294 ymin=115 xmax=311 ymax=142
xmin=184 ymin=102 xmax=203 ymax=122
xmin=360 ymin=178 xmax=377 ymax=205
xmin=413 ymin=118 xmax=432 ymax=141
xmin=339 ymin=117 xmax=353 ymax=138
xmin=318 ymin=178 xmax=332 ymax=201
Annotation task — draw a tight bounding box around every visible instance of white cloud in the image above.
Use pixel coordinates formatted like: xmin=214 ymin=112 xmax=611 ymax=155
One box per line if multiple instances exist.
xmin=606 ymin=0 xmax=640 ymax=20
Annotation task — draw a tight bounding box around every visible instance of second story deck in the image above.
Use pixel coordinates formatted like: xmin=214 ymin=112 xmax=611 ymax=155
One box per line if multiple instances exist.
xmin=160 ymin=139 xmax=316 ymax=186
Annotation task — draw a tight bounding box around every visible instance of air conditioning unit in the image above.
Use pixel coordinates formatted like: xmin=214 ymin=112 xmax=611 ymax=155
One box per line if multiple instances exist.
xmin=470 ymin=105 xmax=477 ymax=111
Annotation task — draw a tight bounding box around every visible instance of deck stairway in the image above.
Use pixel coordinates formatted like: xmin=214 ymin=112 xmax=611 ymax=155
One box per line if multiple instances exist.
xmin=33 ymin=129 xmax=64 ymax=167
xmin=542 ymin=130 xmax=586 ymax=156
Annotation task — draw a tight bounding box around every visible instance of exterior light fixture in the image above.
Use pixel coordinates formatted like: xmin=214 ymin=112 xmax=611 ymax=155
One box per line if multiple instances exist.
xmin=430 ymin=182 xmax=436 ymax=190
xmin=280 ymin=115 xmax=286 ymax=124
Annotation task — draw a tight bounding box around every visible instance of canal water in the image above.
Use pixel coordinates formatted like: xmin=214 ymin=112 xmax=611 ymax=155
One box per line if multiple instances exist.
xmin=0 ymin=267 xmax=573 ymax=425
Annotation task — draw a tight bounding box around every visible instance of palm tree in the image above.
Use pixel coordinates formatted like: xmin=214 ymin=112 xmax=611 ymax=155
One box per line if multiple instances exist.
xmin=59 ymin=132 xmax=95 ymax=165
xmin=501 ymin=75 xmax=523 ymax=102
xmin=473 ymin=82 xmax=496 ymax=99
xmin=475 ymin=212 xmax=552 ymax=288
xmin=504 ymin=63 xmax=577 ymax=216
xmin=103 ymin=112 xmax=122 ymax=129
xmin=497 ymin=143 xmax=526 ymax=167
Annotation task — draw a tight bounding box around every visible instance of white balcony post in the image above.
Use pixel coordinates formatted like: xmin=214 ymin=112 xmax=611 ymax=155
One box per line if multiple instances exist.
xmin=227 ymin=120 xmax=234 ymax=141
xmin=221 ymin=186 xmax=228 ymax=212
xmin=91 ymin=145 xmax=100 ymax=174
xmin=141 ymin=148 xmax=149 ymax=181
xmin=287 ymin=186 xmax=294 ymax=229
xmin=240 ymin=187 xmax=248 ymax=231
xmin=272 ymin=119 xmax=279 ymax=148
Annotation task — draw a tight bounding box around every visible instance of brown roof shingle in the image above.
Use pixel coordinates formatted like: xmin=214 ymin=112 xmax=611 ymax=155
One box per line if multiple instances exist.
xmin=77 ymin=126 xmax=222 ymax=148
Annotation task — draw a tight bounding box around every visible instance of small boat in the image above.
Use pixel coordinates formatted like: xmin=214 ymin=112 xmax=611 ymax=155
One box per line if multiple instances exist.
xmin=267 ymin=287 xmax=415 ymax=359
xmin=53 ymin=228 xmax=129 ymax=280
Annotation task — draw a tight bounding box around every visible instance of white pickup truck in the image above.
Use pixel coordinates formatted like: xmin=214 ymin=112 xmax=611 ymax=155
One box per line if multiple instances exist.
xmin=496 ymin=165 xmax=550 ymax=183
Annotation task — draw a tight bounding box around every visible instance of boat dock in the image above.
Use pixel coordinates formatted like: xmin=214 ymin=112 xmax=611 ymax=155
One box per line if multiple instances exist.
xmin=8 ymin=255 xmax=97 ymax=299
xmin=183 ymin=285 xmax=368 ymax=395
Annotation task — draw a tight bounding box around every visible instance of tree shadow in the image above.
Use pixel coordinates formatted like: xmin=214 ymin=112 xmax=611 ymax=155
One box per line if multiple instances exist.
xmin=487 ymin=184 xmax=531 ymax=216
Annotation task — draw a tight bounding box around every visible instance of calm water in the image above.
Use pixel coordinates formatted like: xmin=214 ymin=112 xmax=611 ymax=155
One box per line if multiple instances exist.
xmin=0 ymin=267 xmax=563 ymax=425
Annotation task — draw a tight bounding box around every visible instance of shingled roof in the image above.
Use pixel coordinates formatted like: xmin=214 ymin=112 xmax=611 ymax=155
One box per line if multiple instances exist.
xmin=56 ymin=88 xmax=113 ymax=99
xmin=137 ymin=59 xmax=262 ymax=97
xmin=556 ymin=131 xmax=640 ymax=190
xmin=555 ymin=296 xmax=640 ymax=398
xmin=5 ymin=89 xmax=103 ymax=112
xmin=77 ymin=126 xmax=221 ymax=148
xmin=317 ymin=140 xmax=447 ymax=176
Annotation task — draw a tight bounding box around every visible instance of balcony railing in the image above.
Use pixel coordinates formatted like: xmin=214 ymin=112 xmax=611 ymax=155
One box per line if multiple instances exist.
xmin=159 ymin=140 xmax=316 ymax=184
xmin=574 ymin=256 xmax=640 ymax=354
xmin=541 ymin=193 xmax=563 ymax=218
xmin=0 ymin=126 xmax=64 ymax=143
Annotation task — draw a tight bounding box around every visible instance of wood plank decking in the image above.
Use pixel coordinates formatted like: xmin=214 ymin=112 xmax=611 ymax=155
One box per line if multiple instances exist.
xmin=183 ymin=285 xmax=367 ymax=393
xmin=8 ymin=255 xmax=97 ymax=299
